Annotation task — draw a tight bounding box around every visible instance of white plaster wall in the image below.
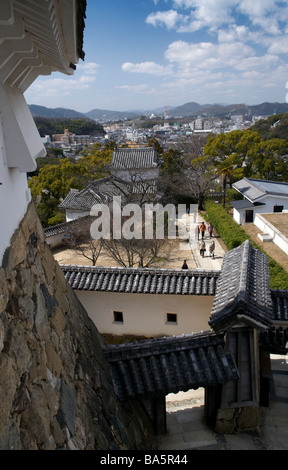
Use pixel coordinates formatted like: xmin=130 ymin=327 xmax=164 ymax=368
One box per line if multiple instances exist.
xmin=256 ymin=196 xmax=288 ymax=214
xmin=45 ymin=233 xmax=63 ymax=249
xmin=75 ymin=291 xmax=214 ymax=337
xmin=233 ymin=195 xmax=288 ymax=225
xmin=66 ymin=210 xmax=90 ymax=222
xmin=0 ymin=139 xmax=31 ymax=264
xmin=254 ymin=213 xmax=288 ymax=255
xmin=233 ymin=208 xmax=242 ymax=224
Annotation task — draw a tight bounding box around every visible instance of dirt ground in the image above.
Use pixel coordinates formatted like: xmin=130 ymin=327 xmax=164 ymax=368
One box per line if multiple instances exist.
xmin=241 ymin=214 xmax=288 ymax=273
xmin=261 ymin=213 xmax=288 ymax=238
xmin=53 ymin=238 xmax=198 ymax=270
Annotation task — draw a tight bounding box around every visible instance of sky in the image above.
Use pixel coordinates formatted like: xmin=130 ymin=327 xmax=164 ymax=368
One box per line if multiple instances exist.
xmin=24 ymin=0 xmax=288 ymax=113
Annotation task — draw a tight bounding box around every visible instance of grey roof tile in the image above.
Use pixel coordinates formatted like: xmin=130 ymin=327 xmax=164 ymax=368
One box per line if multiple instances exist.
xmin=271 ymin=290 xmax=288 ymax=322
xmin=58 ymin=187 xmax=103 ymax=210
xmin=260 ymin=326 xmax=288 ymax=352
xmin=209 ymin=240 xmax=274 ymax=332
xmin=103 ymin=332 xmax=239 ymax=400
xmin=61 ymin=265 xmax=219 ymax=296
xmin=110 ymin=147 xmax=161 ymax=170
xmin=44 ymin=215 xmax=93 ymax=237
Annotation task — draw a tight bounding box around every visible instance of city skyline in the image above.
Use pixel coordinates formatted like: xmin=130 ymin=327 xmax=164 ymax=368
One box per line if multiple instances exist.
xmin=24 ymin=0 xmax=288 ymax=113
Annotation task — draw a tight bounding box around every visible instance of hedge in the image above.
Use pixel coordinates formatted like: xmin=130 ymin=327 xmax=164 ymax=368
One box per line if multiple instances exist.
xmin=204 ymin=199 xmax=288 ymax=290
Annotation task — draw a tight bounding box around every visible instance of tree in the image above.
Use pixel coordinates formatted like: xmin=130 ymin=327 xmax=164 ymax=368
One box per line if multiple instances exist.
xmin=99 ymin=210 xmax=177 ymax=268
xmin=102 ymin=234 xmax=176 ymax=268
xmin=63 ymin=217 xmax=103 ymax=266
xmin=204 ymin=130 xmax=259 ymax=206
xmin=28 ymin=144 xmax=114 ymax=226
xmin=183 ymin=155 xmax=217 ymax=210
xmin=160 ymin=134 xmax=215 ymax=208
xmin=246 ymin=138 xmax=288 ymax=180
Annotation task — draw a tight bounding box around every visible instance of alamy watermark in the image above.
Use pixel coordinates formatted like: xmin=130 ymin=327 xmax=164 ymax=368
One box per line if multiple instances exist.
xmin=90 ymin=196 xmax=199 ymax=250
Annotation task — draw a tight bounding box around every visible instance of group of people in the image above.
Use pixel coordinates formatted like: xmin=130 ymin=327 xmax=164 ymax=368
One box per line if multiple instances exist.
xmin=199 ymin=239 xmax=215 ymax=259
xmin=194 ymin=221 xmax=216 ymax=260
xmin=182 ymin=221 xmax=216 ymax=269
xmin=195 ymin=222 xmax=214 ymax=240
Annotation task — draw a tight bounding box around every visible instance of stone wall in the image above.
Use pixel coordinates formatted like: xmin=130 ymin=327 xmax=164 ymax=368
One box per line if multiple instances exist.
xmin=0 ymin=202 xmax=155 ymax=450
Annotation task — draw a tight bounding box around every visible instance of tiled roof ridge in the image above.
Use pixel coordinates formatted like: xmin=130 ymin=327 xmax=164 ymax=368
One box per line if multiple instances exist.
xmin=44 ymin=215 xmax=94 ymax=236
xmin=60 ymin=264 xmax=219 ymax=276
xmin=104 ymin=330 xmax=220 ymax=360
xmin=61 ymin=265 xmax=220 ymax=295
xmin=209 ymin=240 xmax=273 ymax=331
xmin=103 ymin=330 xmax=239 ymax=399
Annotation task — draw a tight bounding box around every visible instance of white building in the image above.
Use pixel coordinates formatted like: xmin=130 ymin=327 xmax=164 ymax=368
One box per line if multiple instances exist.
xmin=231 ymin=178 xmax=288 ymax=225
xmin=0 ymin=0 xmax=85 ymax=264
xmin=61 ymin=265 xmax=219 ymax=338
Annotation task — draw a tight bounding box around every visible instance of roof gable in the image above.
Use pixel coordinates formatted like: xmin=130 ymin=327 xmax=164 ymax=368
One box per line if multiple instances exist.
xmin=209 ymin=241 xmax=273 ymax=332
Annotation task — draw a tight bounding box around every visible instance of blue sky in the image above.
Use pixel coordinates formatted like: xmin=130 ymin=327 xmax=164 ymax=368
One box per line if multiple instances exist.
xmin=24 ymin=0 xmax=288 ymax=113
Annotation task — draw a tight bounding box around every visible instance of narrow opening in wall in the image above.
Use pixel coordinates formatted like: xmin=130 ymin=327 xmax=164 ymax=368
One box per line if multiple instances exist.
xmin=113 ymin=311 xmax=124 ymax=323
xmin=166 ymin=313 xmax=177 ymax=324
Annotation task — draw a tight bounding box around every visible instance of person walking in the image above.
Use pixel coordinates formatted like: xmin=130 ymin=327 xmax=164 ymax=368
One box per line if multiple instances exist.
xmin=199 ymin=240 xmax=206 ymax=258
xmin=208 ymin=223 xmax=214 ymax=238
xmin=200 ymin=222 xmax=206 ymax=239
xmin=181 ymin=260 xmax=188 ymax=269
xmin=195 ymin=225 xmax=200 ymax=240
xmin=209 ymin=240 xmax=215 ymax=259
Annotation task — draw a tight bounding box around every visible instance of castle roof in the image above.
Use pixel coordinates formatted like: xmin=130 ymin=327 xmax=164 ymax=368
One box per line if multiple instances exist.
xmin=61 ymin=265 xmax=219 ymax=296
xmin=110 ymin=147 xmax=161 ymax=171
xmin=103 ymin=331 xmax=239 ymax=400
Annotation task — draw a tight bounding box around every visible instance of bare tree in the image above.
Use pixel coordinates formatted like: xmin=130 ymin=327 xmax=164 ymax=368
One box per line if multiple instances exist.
xmin=101 ymin=216 xmax=178 ymax=268
xmin=63 ymin=216 xmax=103 ymax=266
xmin=160 ymin=135 xmax=217 ymax=208
xmin=182 ymin=154 xmax=217 ymax=210
xmin=102 ymin=235 xmax=177 ymax=268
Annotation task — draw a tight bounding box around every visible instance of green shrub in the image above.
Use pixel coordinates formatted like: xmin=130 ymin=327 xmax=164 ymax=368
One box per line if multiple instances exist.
xmin=204 ymin=198 xmax=288 ymax=289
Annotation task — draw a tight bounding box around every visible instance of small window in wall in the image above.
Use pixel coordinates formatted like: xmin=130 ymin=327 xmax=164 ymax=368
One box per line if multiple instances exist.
xmin=166 ymin=313 xmax=177 ymax=324
xmin=113 ymin=311 xmax=123 ymax=323
xmin=274 ymin=205 xmax=283 ymax=213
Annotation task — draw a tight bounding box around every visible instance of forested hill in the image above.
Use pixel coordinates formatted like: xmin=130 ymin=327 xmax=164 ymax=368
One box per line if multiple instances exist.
xmin=34 ymin=117 xmax=105 ymax=137
xmin=250 ymin=112 xmax=288 ymax=142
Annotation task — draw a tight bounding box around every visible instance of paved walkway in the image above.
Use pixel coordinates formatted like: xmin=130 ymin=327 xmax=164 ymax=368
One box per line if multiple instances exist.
xmin=192 ymin=233 xmax=226 ymax=271
xmin=181 ymin=215 xmax=226 ymax=271
xmin=156 ymin=350 xmax=288 ymax=450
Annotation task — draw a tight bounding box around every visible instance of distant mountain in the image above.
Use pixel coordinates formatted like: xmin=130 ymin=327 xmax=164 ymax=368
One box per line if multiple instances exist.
xmin=168 ymin=102 xmax=288 ymax=118
xmin=29 ymin=104 xmax=140 ymax=121
xmin=28 ymin=101 xmax=288 ymax=121
xmin=85 ymin=108 xmax=139 ymax=121
xmin=29 ymin=104 xmax=85 ymax=118
xmin=167 ymin=102 xmax=202 ymax=117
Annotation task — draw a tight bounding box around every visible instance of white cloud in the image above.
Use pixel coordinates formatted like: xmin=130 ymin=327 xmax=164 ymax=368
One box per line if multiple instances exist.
xmin=146 ymin=10 xmax=184 ymax=29
xmin=147 ymin=0 xmax=288 ymax=35
xmin=116 ymin=84 xmax=148 ymax=92
xmin=77 ymin=62 xmax=99 ymax=74
xmin=165 ymin=40 xmax=255 ymax=71
xmin=122 ymin=61 xmax=173 ymax=75
xmin=268 ymin=36 xmax=288 ymax=55
xmin=24 ymin=63 xmax=99 ymax=108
